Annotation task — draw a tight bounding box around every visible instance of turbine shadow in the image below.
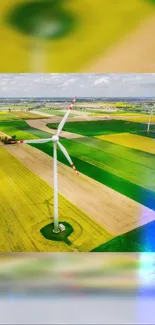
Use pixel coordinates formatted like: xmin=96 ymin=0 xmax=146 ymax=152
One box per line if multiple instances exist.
xmin=35 ymin=196 xmax=63 ymax=218
xmin=35 ymin=196 xmax=53 ymax=218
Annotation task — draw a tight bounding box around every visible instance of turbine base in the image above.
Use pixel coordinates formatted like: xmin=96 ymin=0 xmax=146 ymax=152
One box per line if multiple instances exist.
xmin=53 ymin=228 xmax=60 ymax=234
xmin=40 ymin=221 xmax=73 ymax=245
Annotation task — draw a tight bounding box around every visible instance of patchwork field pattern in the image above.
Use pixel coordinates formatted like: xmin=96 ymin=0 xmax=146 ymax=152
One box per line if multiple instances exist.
xmin=1 ymin=116 xmax=155 ymax=252
xmin=0 ymin=145 xmax=112 ymax=252
xmin=0 ymin=120 xmax=52 ymax=140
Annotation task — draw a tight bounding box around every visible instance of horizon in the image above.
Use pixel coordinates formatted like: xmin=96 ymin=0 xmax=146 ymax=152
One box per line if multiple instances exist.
xmin=0 ymin=96 xmax=155 ymax=99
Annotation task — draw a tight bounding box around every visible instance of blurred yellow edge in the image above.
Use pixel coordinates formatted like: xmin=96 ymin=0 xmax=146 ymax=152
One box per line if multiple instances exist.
xmin=0 ymin=0 xmax=154 ymax=72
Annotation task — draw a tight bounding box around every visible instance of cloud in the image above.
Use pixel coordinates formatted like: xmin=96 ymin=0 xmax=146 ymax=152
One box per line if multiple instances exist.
xmin=94 ymin=77 xmax=110 ymax=86
xmin=60 ymin=77 xmax=78 ymax=88
xmin=2 ymin=86 xmax=8 ymax=91
xmin=0 ymin=73 xmax=155 ymax=97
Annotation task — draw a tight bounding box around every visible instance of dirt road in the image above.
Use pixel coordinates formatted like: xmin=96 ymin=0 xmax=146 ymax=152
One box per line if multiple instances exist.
xmin=26 ymin=119 xmax=85 ymax=139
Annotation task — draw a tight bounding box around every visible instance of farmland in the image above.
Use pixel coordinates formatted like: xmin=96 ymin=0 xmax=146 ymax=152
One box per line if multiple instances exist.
xmin=0 ymin=145 xmax=111 ymax=252
xmin=39 ymin=108 xmax=77 ymax=117
xmin=96 ymin=133 xmax=155 ymax=155
xmin=0 ymin=120 xmax=52 ymax=140
xmin=31 ymin=136 xmax=155 ymax=210
xmin=47 ymin=119 xmax=155 ymax=136
xmin=92 ymin=219 xmax=155 ymax=252
xmin=1 ymin=102 xmax=155 ymax=252
xmin=0 ymin=111 xmax=44 ymax=120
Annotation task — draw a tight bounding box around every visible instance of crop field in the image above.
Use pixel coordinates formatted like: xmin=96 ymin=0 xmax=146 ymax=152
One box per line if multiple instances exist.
xmin=0 ymin=112 xmax=18 ymax=121
xmin=118 ymin=116 xmax=155 ymax=123
xmin=39 ymin=108 xmax=77 ymax=117
xmin=0 ymin=145 xmax=112 ymax=252
xmin=1 ymin=116 xmax=155 ymax=252
xmin=0 ymin=120 xmax=52 ymax=140
xmin=47 ymin=119 xmax=155 ymax=136
xmin=89 ymin=112 xmax=148 ymax=117
xmin=96 ymin=133 xmax=155 ymax=155
xmin=31 ymin=135 xmax=155 ymax=210
xmin=0 ymin=111 xmax=44 ymax=120
xmin=92 ymin=219 xmax=155 ymax=252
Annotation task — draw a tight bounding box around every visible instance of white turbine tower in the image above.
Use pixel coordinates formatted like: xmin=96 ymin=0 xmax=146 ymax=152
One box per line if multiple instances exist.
xmin=147 ymin=104 xmax=155 ymax=134
xmin=14 ymin=97 xmax=78 ymax=234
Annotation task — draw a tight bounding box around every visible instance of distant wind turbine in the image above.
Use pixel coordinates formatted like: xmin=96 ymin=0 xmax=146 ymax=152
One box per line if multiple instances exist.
xmin=147 ymin=104 xmax=155 ymax=133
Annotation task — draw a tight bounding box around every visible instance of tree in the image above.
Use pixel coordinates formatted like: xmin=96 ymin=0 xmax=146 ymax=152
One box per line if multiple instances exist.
xmin=3 ymin=137 xmax=8 ymax=144
xmin=11 ymin=135 xmax=16 ymax=141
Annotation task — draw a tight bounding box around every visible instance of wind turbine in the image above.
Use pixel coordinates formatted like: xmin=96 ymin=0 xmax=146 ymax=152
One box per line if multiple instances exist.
xmin=14 ymin=97 xmax=78 ymax=233
xmin=147 ymin=103 xmax=155 ymax=133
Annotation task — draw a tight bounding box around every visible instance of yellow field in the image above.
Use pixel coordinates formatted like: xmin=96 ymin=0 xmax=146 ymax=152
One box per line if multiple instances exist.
xmin=0 ymin=111 xmax=44 ymax=120
xmin=89 ymin=113 xmax=150 ymax=118
xmin=0 ymin=146 xmax=112 ymax=252
xmin=120 ymin=116 xmax=155 ymax=123
xmin=96 ymin=133 xmax=155 ymax=155
xmin=0 ymin=0 xmax=153 ymax=72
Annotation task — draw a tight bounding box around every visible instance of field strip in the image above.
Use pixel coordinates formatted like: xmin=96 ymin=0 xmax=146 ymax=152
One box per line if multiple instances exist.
xmin=5 ymin=143 xmax=155 ymax=236
xmin=85 ymin=12 xmax=155 ymax=73
xmin=26 ymin=119 xmax=85 ymax=139
xmin=30 ymin=110 xmax=54 ymax=118
xmin=26 ymin=114 xmax=112 ymax=125
xmin=96 ymin=133 xmax=155 ymax=155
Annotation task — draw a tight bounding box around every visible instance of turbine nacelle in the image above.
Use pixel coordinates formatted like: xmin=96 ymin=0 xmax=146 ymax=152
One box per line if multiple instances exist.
xmin=52 ymin=135 xmax=59 ymax=142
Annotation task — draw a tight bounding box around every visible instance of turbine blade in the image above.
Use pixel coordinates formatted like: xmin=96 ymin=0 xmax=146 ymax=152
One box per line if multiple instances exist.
xmin=57 ymin=141 xmax=79 ymax=175
xmin=15 ymin=138 xmax=52 ymax=144
xmin=56 ymin=96 xmax=77 ymax=136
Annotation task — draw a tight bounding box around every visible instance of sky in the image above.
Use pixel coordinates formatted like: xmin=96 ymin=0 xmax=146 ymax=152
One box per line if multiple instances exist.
xmin=0 ymin=73 xmax=155 ymax=97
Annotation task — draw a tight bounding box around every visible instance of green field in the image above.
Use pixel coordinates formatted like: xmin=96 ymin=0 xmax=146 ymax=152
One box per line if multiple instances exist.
xmin=92 ymin=219 xmax=155 ymax=252
xmin=47 ymin=120 xmax=155 ymax=136
xmin=31 ymin=135 xmax=155 ymax=212
xmin=0 ymin=120 xmax=52 ymax=140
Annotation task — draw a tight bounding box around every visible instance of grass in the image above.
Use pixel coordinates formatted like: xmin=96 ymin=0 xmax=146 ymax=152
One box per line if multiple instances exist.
xmin=0 ymin=146 xmax=112 ymax=252
xmin=137 ymin=130 xmax=155 ymax=139
xmin=40 ymin=222 xmax=74 ymax=245
xmin=47 ymin=120 xmax=155 ymax=136
xmin=96 ymin=133 xmax=155 ymax=155
xmin=0 ymin=0 xmax=153 ymax=72
xmin=31 ymin=138 xmax=155 ymax=211
xmin=92 ymin=220 xmax=155 ymax=252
